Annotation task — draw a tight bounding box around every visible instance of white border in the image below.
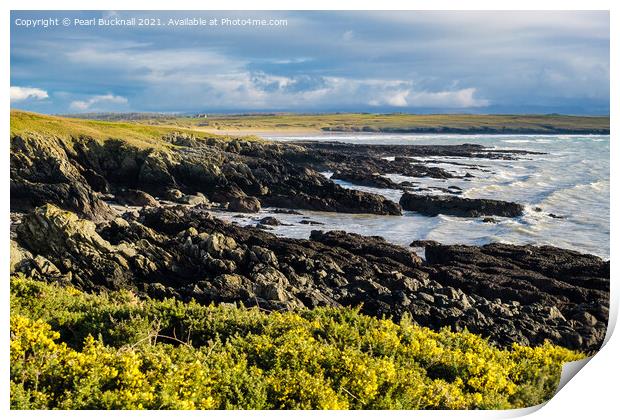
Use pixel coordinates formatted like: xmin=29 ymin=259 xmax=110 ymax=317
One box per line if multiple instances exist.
xmin=2 ymin=1 xmax=616 ymax=418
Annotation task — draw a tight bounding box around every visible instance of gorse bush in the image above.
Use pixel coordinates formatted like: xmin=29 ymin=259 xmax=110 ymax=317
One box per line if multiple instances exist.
xmin=10 ymin=276 xmax=583 ymax=410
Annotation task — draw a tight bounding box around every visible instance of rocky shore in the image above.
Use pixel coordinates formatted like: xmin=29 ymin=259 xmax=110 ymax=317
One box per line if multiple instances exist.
xmin=9 ymin=116 xmax=610 ymax=354
xmin=11 ymin=204 xmax=608 ymax=352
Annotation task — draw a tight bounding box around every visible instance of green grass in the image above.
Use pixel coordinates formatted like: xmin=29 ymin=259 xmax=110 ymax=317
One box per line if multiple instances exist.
xmin=13 ymin=110 xmax=608 ymax=142
xmin=10 ymin=110 xmax=261 ymax=150
xmin=109 ymin=112 xmax=609 ymax=134
xmin=11 ymin=275 xmax=583 ymax=410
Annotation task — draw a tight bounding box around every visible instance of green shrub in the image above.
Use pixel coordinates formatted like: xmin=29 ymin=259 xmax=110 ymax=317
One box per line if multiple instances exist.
xmin=10 ymin=276 xmax=583 ymax=409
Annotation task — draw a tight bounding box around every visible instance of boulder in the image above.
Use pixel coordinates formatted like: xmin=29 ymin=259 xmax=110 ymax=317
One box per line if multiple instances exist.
xmin=10 ymin=240 xmax=32 ymax=272
xmin=228 ymin=196 xmax=261 ymax=213
xmin=258 ymin=216 xmax=281 ymax=226
xmin=163 ymin=188 xmax=184 ymax=201
xmin=116 ymin=189 xmax=159 ymax=207
xmin=179 ymin=193 xmax=209 ymax=206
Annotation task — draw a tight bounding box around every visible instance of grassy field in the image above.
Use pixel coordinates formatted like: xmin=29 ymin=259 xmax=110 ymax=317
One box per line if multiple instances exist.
xmin=13 ymin=110 xmax=610 ymax=140
xmin=102 ymin=113 xmax=610 ymax=135
xmin=10 ymin=110 xmax=260 ymax=150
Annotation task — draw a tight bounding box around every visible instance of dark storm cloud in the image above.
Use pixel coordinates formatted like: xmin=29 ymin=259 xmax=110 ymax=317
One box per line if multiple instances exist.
xmin=10 ymin=10 xmax=609 ymax=114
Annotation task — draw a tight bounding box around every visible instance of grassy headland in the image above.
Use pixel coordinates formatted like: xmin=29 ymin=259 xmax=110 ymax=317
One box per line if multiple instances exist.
xmin=10 ymin=110 xmax=261 ymax=150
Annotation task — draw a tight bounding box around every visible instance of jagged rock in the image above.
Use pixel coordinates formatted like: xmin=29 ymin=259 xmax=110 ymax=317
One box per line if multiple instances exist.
xmin=399 ymin=193 xmax=524 ymax=217
xmin=203 ymin=232 xmax=238 ymax=257
xmin=423 ymin=242 xmax=609 ymax=350
xmin=10 ymin=240 xmax=32 ymax=272
xmin=15 ymin=204 xmax=135 ymax=290
xmin=145 ymin=282 xmax=169 ymax=299
xmin=273 ymin=208 xmax=303 ymax=215
xmin=410 ymin=239 xmax=440 ymax=248
xmin=251 ymin=246 xmax=279 ymax=266
xmin=202 ymin=274 xmax=251 ymax=301
xmin=310 ymin=230 xmax=422 ymax=267
xmin=546 ymin=306 xmax=566 ymax=322
xmin=574 ymin=312 xmax=598 ymax=326
xmin=11 ymin=204 xmax=609 ymax=352
xmin=137 ymin=152 xmax=177 ymax=189
xmin=10 ymin=135 xmax=114 ymax=221
xmin=82 ymin=168 xmax=110 ymax=193
xmin=31 ymin=255 xmax=62 ymax=276
xmin=418 ymin=292 xmax=435 ymax=304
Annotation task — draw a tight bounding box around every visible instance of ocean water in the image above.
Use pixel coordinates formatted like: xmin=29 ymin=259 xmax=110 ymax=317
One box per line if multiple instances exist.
xmin=213 ymin=134 xmax=610 ymax=259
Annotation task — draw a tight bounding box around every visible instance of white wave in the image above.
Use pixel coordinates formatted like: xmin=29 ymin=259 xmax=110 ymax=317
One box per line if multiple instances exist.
xmin=260 ymin=133 xmax=609 ymax=258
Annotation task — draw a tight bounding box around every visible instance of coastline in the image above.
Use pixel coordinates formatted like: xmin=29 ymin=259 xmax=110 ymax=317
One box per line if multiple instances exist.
xmin=9 ymin=111 xmax=610 ymax=409
xmin=197 ymin=127 xmax=611 ymax=137
xmin=51 ymin=110 xmax=610 ymax=136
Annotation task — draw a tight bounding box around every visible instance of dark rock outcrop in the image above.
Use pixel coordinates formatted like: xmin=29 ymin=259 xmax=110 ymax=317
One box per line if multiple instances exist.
xmin=331 ymin=169 xmax=400 ymax=189
xmin=11 ymin=133 xmax=414 ymax=217
xmin=10 ymin=135 xmax=114 ymax=221
xmin=424 ymin=243 xmax=609 ymax=350
xmin=400 ymin=193 xmax=524 ymax=217
xmin=258 ymin=217 xmax=281 ymax=226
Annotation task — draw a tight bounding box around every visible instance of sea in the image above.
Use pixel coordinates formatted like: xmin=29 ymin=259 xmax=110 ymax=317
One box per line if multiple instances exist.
xmin=212 ymin=134 xmax=610 ymax=260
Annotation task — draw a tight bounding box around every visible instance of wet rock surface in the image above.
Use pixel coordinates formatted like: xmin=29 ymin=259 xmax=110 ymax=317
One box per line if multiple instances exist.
xmin=331 ymin=169 xmax=401 ymax=189
xmin=400 ymin=193 xmax=525 ymax=217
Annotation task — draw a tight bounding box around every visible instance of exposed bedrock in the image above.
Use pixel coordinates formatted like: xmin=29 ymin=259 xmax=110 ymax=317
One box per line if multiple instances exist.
xmin=10 ymin=135 xmax=114 ymax=221
xmin=12 ymin=204 xmax=609 ymax=353
xmin=10 ymin=133 xmax=407 ymax=217
xmin=399 ymin=192 xmax=525 ymax=217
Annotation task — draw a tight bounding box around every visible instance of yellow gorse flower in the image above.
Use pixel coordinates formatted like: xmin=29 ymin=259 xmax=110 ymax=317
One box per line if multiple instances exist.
xmin=10 ymin=276 xmax=584 ymax=410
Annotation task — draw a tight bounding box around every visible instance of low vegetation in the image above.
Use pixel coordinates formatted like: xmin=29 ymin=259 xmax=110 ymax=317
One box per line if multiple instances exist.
xmin=11 ymin=276 xmax=582 ymax=410
xmin=75 ymin=112 xmax=610 ymax=134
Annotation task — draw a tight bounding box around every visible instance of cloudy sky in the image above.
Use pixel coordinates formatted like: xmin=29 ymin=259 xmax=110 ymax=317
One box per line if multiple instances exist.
xmin=10 ymin=11 xmax=609 ymax=115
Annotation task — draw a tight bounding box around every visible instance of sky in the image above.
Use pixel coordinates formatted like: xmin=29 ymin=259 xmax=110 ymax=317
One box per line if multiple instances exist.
xmin=10 ymin=11 xmax=610 ymax=115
